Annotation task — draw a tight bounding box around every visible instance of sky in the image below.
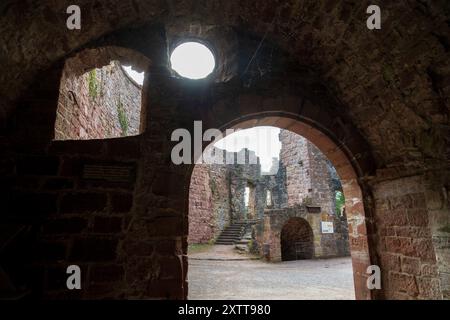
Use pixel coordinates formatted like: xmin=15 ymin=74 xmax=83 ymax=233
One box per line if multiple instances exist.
xmin=214 ymin=126 xmax=281 ymax=173
xmin=122 ymin=65 xmax=144 ymax=86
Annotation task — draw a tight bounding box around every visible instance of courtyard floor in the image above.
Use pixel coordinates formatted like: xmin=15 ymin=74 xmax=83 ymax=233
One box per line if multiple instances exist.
xmin=188 ymin=245 xmax=356 ymax=300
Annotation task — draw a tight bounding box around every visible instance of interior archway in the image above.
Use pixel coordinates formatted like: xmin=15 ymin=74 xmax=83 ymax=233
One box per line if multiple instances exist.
xmin=187 ymin=111 xmax=376 ymax=300
xmin=281 ymin=217 xmax=314 ymax=261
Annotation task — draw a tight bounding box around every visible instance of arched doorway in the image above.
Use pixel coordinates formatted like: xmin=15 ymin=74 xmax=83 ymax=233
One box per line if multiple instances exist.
xmin=281 ymin=217 xmax=314 ymax=261
xmin=187 ymin=110 xmax=376 ymax=300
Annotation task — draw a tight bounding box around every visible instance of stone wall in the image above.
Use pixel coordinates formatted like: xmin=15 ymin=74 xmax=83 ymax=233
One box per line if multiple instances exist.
xmin=373 ymin=175 xmax=443 ymax=299
xmin=1 ymin=14 xmax=448 ymax=300
xmin=189 ymin=147 xmax=286 ymax=243
xmin=272 ymin=130 xmax=350 ymax=259
xmin=188 ymin=165 xmax=214 ymax=244
xmin=55 ymin=60 xmax=142 ymax=140
xmin=255 ymin=207 xmax=350 ymax=261
xmin=279 ymin=130 xmax=337 ymax=215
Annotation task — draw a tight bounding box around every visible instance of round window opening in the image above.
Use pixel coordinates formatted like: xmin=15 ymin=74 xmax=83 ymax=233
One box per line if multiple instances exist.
xmin=170 ymin=42 xmax=216 ymax=80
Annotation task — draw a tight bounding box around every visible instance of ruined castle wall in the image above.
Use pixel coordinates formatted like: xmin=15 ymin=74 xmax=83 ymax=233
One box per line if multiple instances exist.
xmin=188 ymin=161 xmax=230 ymax=244
xmin=279 ymin=130 xmax=336 ymax=215
xmin=278 ymin=130 xmax=350 ymax=258
xmin=55 ymin=61 xmax=142 ymax=140
xmin=188 ymin=165 xmax=214 ymax=244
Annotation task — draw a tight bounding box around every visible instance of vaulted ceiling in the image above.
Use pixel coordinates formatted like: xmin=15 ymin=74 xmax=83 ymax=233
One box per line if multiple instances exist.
xmin=0 ymin=0 xmax=449 ymax=167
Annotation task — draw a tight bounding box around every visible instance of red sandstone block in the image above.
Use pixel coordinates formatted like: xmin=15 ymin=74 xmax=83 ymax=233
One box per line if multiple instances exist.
xmin=389 ymin=272 xmax=419 ymax=296
xmin=89 ymin=264 xmax=124 ymax=283
xmin=60 ymin=192 xmax=107 ymax=214
xmin=148 ymin=217 xmax=183 ymax=237
xmin=122 ymin=240 xmax=154 ymax=256
xmin=35 ymin=241 xmax=67 ymax=261
xmin=420 ymin=264 xmax=439 ymax=277
xmin=159 ymin=256 xmax=183 ymax=280
xmin=111 ymin=193 xmax=133 ymax=213
xmin=106 ymin=138 xmax=141 ymax=159
xmin=59 ymin=157 xmax=84 ymax=176
xmin=155 ymin=240 xmax=182 ymax=255
xmin=42 ymin=177 xmax=74 ymax=190
xmin=182 ymin=255 xmax=188 ymax=280
xmin=49 ymin=140 xmax=105 ymax=155
xmin=417 ymin=277 xmax=442 ymax=299
xmin=412 ymin=239 xmax=436 ymax=262
xmin=407 ymin=209 xmax=429 ymax=227
xmin=349 ymin=236 xmax=368 ymax=251
xmin=380 ymin=209 xmax=408 ymax=227
xmin=151 ymin=172 xmax=185 ymax=197
xmin=401 ymin=256 xmax=421 ymax=275
xmin=395 ymin=226 xmax=430 ymax=238
xmin=147 ymin=279 xmax=184 ymax=299
xmin=9 ymin=192 xmax=58 ymax=216
xmin=43 ymin=217 xmax=87 ymax=234
xmin=93 ymin=216 xmax=123 ymax=233
xmin=69 ymin=238 xmax=118 ymax=262
xmin=384 ymin=237 xmax=413 ymax=256
xmin=85 ymin=283 xmax=122 ymax=299
xmin=16 ymin=155 xmax=60 ymax=176
xmin=380 ymin=253 xmax=401 ymax=272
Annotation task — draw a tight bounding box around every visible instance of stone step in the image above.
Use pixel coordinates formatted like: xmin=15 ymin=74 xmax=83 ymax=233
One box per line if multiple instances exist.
xmin=218 ymin=236 xmax=241 ymax=239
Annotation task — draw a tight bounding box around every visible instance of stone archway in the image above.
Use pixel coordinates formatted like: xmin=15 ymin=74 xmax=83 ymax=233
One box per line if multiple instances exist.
xmin=281 ymin=217 xmax=314 ymax=261
xmin=196 ymin=113 xmax=375 ymax=300
xmin=183 ymin=104 xmax=376 ymax=299
xmin=2 ymin=4 xmax=447 ymax=299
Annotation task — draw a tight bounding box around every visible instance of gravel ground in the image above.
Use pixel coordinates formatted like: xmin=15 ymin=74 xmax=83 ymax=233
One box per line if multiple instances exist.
xmin=188 ymin=245 xmax=355 ymax=300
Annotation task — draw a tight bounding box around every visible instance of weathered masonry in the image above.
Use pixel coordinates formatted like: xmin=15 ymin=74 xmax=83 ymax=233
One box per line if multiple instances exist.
xmin=0 ymin=1 xmax=448 ymax=300
xmin=189 ymin=130 xmax=350 ymax=261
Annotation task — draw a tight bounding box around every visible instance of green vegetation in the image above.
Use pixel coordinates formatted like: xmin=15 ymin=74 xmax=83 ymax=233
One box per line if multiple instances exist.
xmin=382 ymin=65 xmax=395 ymax=84
xmin=438 ymin=225 xmax=450 ymax=233
xmin=302 ymin=196 xmax=313 ymax=205
xmin=335 ymin=191 xmax=345 ymax=217
xmin=117 ymin=98 xmax=129 ymax=136
xmin=88 ymin=69 xmax=98 ymax=98
xmin=188 ymin=243 xmax=214 ymax=254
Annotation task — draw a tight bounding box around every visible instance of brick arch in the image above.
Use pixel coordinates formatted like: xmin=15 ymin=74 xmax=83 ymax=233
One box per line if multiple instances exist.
xmin=189 ymin=109 xmax=376 ymax=300
xmin=281 ymin=217 xmax=315 ymax=261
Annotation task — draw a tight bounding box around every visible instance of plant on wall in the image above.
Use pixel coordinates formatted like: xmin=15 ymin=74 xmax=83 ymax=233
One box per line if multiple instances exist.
xmin=117 ymin=98 xmax=129 ymax=136
xmin=88 ymin=69 xmax=98 ymax=98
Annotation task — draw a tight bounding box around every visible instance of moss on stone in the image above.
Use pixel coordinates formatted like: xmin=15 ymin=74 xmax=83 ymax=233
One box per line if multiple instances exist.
xmin=383 ymin=65 xmax=395 ymax=84
xmin=439 ymin=225 xmax=450 ymax=233
xmin=117 ymin=98 xmax=129 ymax=136
xmin=88 ymin=69 xmax=98 ymax=98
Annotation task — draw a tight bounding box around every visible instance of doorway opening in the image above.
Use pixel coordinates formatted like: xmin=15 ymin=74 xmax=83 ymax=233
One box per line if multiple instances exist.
xmin=188 ymin=124 xmax=359 ymax=300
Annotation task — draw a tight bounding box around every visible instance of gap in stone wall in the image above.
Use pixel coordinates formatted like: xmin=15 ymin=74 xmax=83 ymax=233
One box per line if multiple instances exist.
xmin=54 ymin=59 xmax=144 ymax=141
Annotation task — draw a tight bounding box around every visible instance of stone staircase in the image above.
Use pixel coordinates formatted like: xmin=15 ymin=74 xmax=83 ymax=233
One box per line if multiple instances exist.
xmin=215 ymin=220 xmax=260 ymax=245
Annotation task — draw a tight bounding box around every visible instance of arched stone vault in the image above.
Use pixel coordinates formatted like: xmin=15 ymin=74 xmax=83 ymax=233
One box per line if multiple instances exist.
xmin=1 ymin=0 xmax=449 ymax=167
xmin=0 ymin=1 xmax=448 ymax=300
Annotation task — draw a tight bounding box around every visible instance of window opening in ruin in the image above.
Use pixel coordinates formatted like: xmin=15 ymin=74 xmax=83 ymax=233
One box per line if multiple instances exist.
xmin=122 ymin=65 xmax=144 ymax=86
xmin=55 ymin=57 xmax=145 ymax=140
xmin=170 ymin=42 xmax=216 ymax=80
xmin=266 ymin=190 xmax=272 ymax=207
xmin=244 ymin=186 xmax=250 ymax=207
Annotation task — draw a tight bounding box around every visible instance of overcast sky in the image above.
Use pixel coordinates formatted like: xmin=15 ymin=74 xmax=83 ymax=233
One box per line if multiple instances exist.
xmin=122 ymin=65 xmax=144 ymax=85
xmin=214 ymin=126 xmax=281 ymax=172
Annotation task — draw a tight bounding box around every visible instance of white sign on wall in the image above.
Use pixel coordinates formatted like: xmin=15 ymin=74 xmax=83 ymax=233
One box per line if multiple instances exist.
xmin=321 ymin=221 xmax=334 ymax=234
